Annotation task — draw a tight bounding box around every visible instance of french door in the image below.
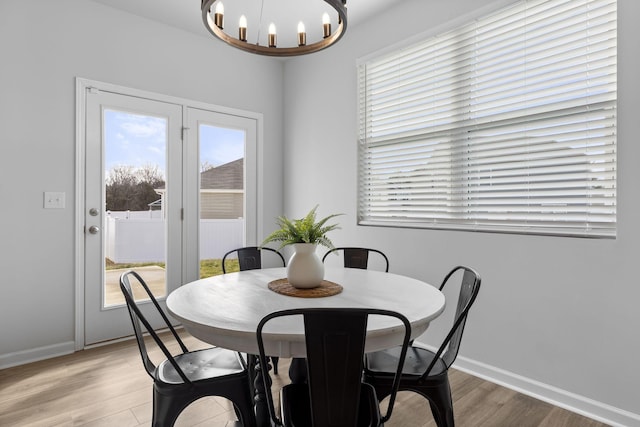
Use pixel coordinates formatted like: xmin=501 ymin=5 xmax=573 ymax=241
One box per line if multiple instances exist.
xmin=183 ymin=107 xmax=258 ymax=284
xmin=78 ymin=79 xmax=258 ymax=346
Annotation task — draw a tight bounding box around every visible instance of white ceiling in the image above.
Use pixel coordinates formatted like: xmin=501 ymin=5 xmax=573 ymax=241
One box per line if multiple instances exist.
xmin=90 ymin=0 xmax=404 ymax=46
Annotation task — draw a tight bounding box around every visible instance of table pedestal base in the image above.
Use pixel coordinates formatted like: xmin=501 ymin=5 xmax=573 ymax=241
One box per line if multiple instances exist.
xmin=289 ymin=357 xmax=307 ymax=384
xmin=249 ymin=354 xmax=272 ymax=427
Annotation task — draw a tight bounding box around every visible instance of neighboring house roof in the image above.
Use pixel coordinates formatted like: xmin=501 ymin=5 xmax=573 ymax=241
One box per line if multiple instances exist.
xmin=201 ymin=158 xmax=243 ymax=190
xmin=155 ymin=158 xmax=244 ymax=193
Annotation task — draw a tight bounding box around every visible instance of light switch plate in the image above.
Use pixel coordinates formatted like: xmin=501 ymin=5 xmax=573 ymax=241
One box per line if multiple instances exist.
xmin=44 ymin=192 xmax=65 ymax=209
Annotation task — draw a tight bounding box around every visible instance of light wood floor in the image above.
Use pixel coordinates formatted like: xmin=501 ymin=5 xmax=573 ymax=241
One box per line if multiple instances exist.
xmin=0 ymin=332 xmax=610 ymax=427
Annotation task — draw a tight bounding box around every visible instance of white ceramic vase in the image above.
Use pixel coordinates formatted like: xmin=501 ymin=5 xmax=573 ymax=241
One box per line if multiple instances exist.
xmin=287 ymin=243 xmax=324 ymax=289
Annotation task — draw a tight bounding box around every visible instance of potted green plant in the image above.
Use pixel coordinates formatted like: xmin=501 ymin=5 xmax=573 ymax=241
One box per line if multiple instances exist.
xmin=261 ymin=205 xmax=342 ymax=288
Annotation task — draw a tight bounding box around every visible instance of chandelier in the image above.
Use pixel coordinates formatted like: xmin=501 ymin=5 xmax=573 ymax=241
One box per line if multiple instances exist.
xmin=201 ymin=0 xmax=348 ymax=56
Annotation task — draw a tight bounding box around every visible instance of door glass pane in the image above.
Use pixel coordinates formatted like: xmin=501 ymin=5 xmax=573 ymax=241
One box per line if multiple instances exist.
xmin=198 ymin=125 xmax=245 ymax=278
xmin=103 ymin=109 xmax=167 ymax=306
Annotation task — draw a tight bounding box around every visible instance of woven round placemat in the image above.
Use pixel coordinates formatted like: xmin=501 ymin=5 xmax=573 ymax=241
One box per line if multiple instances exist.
xmin=268 ymin=278 xmax=343 ymax=298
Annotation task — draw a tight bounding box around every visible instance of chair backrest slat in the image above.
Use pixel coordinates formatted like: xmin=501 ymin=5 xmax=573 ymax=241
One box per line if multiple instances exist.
xmin=222 ymin=246 xmax=286 ymax=274
xmin=119 ymin=270 xmax=191 ymax=384
xmin=423 ymin=266 xmax=481 ymax=377
xmin=237 ymin=247 xmax=262 ymax=270
xmin=343 ymin=248 xmax=370 ymax=269
xmin=304 ymin=311 xmax=368 ymax=426
xmin=322 ymin=247 xmax=390 ymax=272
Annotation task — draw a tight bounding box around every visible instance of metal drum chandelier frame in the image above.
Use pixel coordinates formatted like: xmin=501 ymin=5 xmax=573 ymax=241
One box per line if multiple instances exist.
xmin=201 ymin=0 xmax=348 ymax=56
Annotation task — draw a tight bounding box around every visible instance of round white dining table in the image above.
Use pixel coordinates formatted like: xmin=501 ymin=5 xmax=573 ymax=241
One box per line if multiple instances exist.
xmin=166 ymin=267 xmax=446 ymax=358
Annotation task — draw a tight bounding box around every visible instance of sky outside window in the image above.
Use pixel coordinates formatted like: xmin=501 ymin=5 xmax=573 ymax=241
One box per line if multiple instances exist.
xmin=104 ymin=110 xmax=244 ymax=177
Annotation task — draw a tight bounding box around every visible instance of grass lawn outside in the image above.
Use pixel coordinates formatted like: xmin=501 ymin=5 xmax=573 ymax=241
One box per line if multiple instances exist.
xmin=106 ymin=258 xmax=240 ymax=278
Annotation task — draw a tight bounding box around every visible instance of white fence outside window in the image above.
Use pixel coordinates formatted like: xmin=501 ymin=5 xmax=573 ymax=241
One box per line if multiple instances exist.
xmin=105 ymin=212 xmax=244 ymax=263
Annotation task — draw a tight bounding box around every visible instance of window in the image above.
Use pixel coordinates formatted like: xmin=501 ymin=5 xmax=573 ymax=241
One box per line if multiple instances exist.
xmin=357 ymin=0 xmax=617 ymax=237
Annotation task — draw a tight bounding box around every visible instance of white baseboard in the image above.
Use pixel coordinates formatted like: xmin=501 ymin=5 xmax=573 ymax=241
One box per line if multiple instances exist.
xmin=0 ymin=341 xmax=75 ymax=370
xmin=0 ymin=326 xmax=178 ymax=370
xmin=412 ymin=341 xmax=640 ymax=427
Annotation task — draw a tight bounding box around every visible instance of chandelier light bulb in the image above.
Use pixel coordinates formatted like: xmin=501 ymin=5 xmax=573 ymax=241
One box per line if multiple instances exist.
xmin=297 ymin=22 xmax=306 ymax=46
xmin=239 ymin=15 xmax=247 ymax=42
xmin=214 ymin=2 xmax=224 ymax=28
xmin=322 ymin=13 xmax=331 ymax=38
xmin=268 ymin=23 xmax=277 ymax=47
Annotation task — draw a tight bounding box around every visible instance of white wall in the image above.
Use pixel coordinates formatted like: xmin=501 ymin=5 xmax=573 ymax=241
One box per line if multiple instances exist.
xmin=0 ymin=0 xmax=283 ymax=361
xmin=282 ymin=0 xmax=640 ymax=425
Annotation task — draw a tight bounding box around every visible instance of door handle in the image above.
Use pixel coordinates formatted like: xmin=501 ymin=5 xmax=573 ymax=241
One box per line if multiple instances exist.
xmin=88 ymin=225 xmax=100 ymax=234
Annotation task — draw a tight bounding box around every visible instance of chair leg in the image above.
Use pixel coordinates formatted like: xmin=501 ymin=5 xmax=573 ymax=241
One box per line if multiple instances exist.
xmin=154 ymin=386 xmax=256 ymax=427
xmin=423 ymin=378 xmax=454 ymax=427
xmin=369 ymin=376 xmax=455 ymax=427
xmin=226 ymin=382 xmax=257 ymax=427
xmin=152 ymin=389 xmax=191 ymax=427
xmin=361 ymin=373 xmax=392 ymax=403
xmin=272 ymin=356 xmax=279 ymax=375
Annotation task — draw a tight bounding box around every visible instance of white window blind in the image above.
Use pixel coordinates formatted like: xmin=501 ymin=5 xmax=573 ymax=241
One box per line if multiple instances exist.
xmin=358 ymin=0 xmax=617 ymax=237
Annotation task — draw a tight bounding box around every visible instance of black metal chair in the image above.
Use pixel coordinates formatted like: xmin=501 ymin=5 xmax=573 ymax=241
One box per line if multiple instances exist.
xmin=322 ymin=247 xmax=390 ymax=272
xmin=222 ymin=246 xmax=286 ymax=374
xmin=222 ymin=246 xmax=286 ymax=274
xmin=119 ymin=270 xmax=256 ymax=427
xmin=257 ymin=308 xmax=411 ymax=427
xmin=364 ymin=266 xmax=481 ymax=427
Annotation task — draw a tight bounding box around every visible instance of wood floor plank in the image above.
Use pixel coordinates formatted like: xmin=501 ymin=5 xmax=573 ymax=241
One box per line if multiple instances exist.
xmin=475 ymin=393 xmax=554 ymax=427
xmin=74 ymin=409 xmax=140 ymax=427
xmin=0 ymin=332 xmax=611 ymax=427
xmin=538 ymin=407 xmax=611 ymax=427
xmin=451 ymin=380 xmax=516 ymax=425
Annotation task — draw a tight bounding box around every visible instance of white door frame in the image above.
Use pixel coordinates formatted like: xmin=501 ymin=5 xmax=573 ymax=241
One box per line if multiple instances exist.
xmin=74 ymin=77 xmax=264 ymax=350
